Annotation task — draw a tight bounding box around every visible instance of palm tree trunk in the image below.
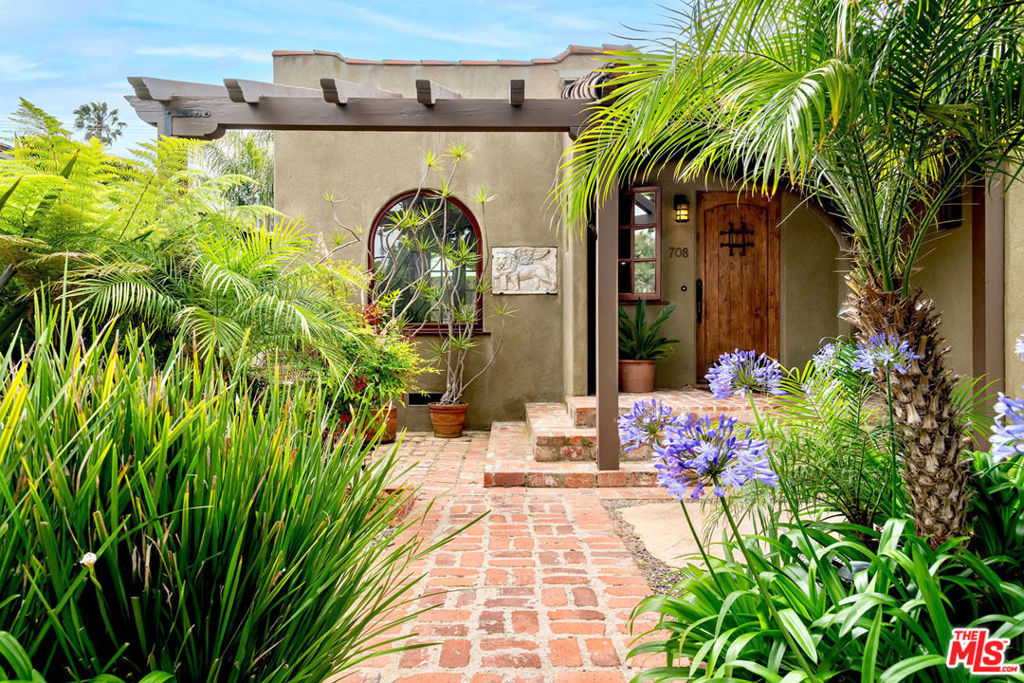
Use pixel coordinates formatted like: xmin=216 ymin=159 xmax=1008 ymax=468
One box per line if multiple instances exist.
xmin=844 ymin=274 xmax=972 ymax=547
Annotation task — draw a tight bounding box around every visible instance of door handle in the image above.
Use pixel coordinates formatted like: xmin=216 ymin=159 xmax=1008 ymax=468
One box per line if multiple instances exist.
xmin=696 ymin=278 xmax=703 ymax=324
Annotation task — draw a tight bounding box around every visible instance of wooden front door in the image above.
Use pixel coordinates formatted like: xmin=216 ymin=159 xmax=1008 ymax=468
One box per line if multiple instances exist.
xmin=697 ymin=192 xmax=780 ymax=376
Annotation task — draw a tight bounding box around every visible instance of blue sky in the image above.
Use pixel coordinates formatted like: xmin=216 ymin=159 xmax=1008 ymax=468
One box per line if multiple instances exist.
xmin=0 ymin=0 xmax=667 ymax=152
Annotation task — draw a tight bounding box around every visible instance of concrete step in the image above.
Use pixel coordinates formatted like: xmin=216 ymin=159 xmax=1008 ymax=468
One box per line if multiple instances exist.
xmin=483 ymin=421 xmax=661 ymax=488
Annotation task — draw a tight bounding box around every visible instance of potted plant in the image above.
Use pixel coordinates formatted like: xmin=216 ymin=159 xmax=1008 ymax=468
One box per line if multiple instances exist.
xmin=349 ymin=303 xmax=424 ymax=442
xmin=425 ymin=290 xmax=512 ymax=438
xmin=299 ymin=302 xmax=424 ymax=446
xmin=618 ymin=300 xmax=678 ymax=393
xmin=359 ymin=145 xmax=512 ymax=438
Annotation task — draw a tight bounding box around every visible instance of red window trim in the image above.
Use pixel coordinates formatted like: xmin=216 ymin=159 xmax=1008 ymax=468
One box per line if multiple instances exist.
xmin=368 ymin=189 xmax=485 ymax=335
xmin=618 ymin=185 xmax=662 ymax=301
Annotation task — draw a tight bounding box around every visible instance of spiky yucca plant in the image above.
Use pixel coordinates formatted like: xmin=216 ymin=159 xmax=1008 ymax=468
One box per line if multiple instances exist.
xmin=556 ymin=0 xmax=1024 ymax=545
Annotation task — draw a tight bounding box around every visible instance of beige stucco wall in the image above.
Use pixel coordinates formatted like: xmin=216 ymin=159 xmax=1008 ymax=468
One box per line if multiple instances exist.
xmin=274 ymin=52 xmax=597 ymax=429
xmin=1007 ymin=181 xmax=1024 ymax=391
xmin=910 ymin=192 xmax=974 ymax=377
xmin=778 ymin=193 xmax=847 ymax=367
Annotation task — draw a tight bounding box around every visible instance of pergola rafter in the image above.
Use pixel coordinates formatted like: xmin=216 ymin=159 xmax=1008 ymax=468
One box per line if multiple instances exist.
xmin=124 ymin=74 xmax=623 ymax=471
xmin=125 ymin=76 xmax=590 ymax=139
xmin=320 ymin=78 xmax=401 ymax=105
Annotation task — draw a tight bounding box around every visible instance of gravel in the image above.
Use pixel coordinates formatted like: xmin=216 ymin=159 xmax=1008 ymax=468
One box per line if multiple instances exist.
xmin=603 ymin=498 xmax=687 ymax=595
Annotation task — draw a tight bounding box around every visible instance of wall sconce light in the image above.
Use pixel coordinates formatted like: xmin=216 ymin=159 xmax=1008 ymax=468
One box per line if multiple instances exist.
xmin=674 ymin=194 xmax=690 ymax=223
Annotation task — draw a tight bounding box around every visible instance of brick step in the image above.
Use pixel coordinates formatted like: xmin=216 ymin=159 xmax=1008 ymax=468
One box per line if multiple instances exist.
xmin=524 ymin=402 xmax=649 ymax=463
xmin=565 ymin=389 xmax=762 ymax=428
xmin=483 ymin=421 xmax=660 ymax=488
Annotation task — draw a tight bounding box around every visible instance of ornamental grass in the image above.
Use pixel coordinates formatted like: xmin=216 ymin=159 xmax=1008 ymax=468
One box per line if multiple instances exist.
xmin=0 ymin=302 xmax=468 ymax=681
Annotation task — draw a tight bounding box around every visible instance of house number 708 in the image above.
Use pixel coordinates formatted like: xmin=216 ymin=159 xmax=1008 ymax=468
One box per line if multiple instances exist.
xmin=668 ymin=247 xmax=689 ymax=258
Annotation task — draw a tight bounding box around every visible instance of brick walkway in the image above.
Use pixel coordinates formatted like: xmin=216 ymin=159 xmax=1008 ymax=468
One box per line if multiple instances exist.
xmin=347 ymin=432 xmax=671 ymax=682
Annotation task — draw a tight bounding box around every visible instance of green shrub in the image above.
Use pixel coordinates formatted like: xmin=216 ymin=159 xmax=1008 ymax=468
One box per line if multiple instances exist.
xmin=630 ymin=518 xmax=1024 ymax=682
xmin=970 ymin=451 xmax=1024 ymax=587
xmin=0 ymin=303 xmax=465 ymax=681
xmin=0 ymin=631 xmax=172 ymax=682
xmin=618 ymin=301 xmax=678 ymax=361
xmin=623 ymin=340 xmax=1022 ymax=681
xmin=1 ymin=104 xmax=424 ymax=408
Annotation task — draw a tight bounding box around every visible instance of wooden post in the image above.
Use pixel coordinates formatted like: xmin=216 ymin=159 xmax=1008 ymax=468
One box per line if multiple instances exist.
xmin=596 ymin=185 xmax=620 ymax=471
xmin=972 ymin=180 xmax=1005 ymax=394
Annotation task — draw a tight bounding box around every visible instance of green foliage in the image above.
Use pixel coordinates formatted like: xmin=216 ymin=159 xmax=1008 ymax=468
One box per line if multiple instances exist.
xmin=0 ymin=302 xmax=463 ymax=681
xmin=0 ymin=100 xmax=211 ymax=343
xmin=629 ymin=341 xmax=1019 ymax=682
xmin=0 ymin=631 xmax=172 ymax=683
xmin=618 ymin=301 xmax=678 ymax=361
xmin=557 ymin=0 xmax=1024 ymax=296
xmin=362 ymin=144 xmax=510 ymax=405
xmin=196 ymin=131 xmax=274 ymax=207
xmin=1 ymin=104 xmax=421 ymax=403
xmin=630 ymin=517 xmax=1024 ymax=682
xmin=71 ymin=214 xmax=365 ymax=369
xmin=737 ymin=341 xmax=895 ymax=530
xmin=969 ymin=451 xmax=1024 ymax=586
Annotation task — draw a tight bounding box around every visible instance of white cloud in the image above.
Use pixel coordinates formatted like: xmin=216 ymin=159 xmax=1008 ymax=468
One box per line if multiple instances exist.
xmin=0 ymin=53 xmax=58 ymax=81
xmin=134 ymin=45 xmax=269 ymax=63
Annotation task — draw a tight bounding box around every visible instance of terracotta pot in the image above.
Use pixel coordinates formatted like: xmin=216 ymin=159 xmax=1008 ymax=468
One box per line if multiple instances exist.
xmin=381 ymin=405 xmax=398 ymax=443
xmin=619 ymin=359 xmax=657 ymax=393
xmin=428 ymin=402 xmax=469 ymax=438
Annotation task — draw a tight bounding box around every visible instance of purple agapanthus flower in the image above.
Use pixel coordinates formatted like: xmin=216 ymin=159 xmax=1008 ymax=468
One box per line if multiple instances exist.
xmin=1015 ymin=335 xmax=1024 ymax=363
xmin=705 ymin=349 xmax=784 ymax=399
xmin=618 ymin=399 xmax=685 ymax=452
xmin=991 ymin=393 xmax=1024 ymax=463
xmin=812 ymin=343 xmax=839 ymax=374
xmin=852 ymin=333 xmax=921 ymax=375
xmin=652 ymin=414 xmax=777 ymax=500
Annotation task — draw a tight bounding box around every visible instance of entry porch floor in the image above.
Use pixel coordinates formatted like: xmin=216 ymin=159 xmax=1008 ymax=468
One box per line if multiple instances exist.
xmin=485 ymin=388 xmax=768 ymax=488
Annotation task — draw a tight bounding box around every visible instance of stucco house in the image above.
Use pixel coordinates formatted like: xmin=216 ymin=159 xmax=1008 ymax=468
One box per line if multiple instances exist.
xmin=125 ymin=43 xmax=1019 ymax=479
xmin=269 ymin=46 xmax=1002 ymax=425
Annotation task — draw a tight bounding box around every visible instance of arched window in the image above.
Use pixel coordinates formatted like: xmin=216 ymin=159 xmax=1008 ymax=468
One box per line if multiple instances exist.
xmin=369 ymin=190 xmax=483 ymax=330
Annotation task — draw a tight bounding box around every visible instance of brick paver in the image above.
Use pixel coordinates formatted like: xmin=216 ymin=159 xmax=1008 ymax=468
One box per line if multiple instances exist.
xmin=344 ymin=432 xmax=671 ymax=682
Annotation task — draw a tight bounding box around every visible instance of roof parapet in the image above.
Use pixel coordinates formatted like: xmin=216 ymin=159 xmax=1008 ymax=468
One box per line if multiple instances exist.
xmin=271 ymin=44 xmax=632 ymax=67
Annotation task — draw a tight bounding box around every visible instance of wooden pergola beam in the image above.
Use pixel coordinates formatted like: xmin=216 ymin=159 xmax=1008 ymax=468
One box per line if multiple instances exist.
xmin=416 ymin=79 xmax=460 ymax=106
xmin=320 ymin=78 xmax=401 ymax=105
xmin=126 ymin=94 xmax=588 ymax=139
xmin=128 ymin=76 xmax=227 ymax=102
xmin=224 ymin=78 xmax=321 ymax=104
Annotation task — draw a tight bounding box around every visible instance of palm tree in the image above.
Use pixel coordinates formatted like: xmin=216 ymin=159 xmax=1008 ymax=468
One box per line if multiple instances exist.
xmin=197 ymin=130 xmax=274 ymax=207
xmin=556 ymin=0 xmax=1024 ymax=546
xmin=72 ymin=101 xmax=127 ymax=144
